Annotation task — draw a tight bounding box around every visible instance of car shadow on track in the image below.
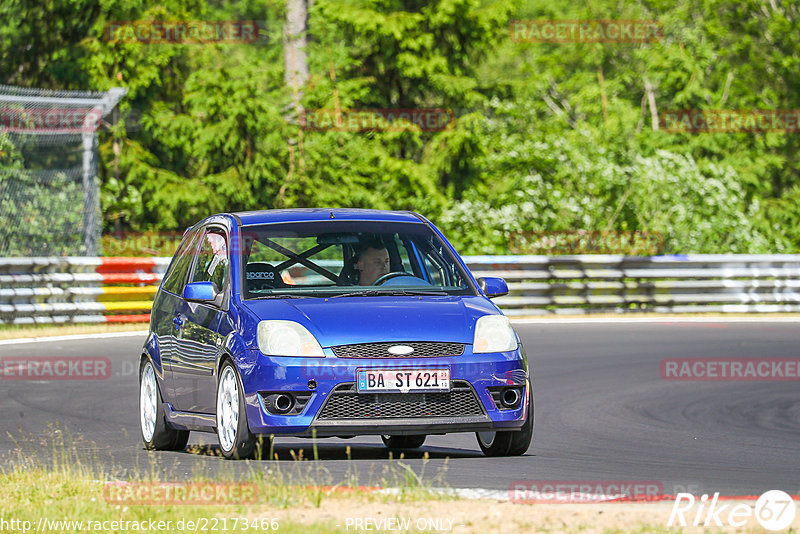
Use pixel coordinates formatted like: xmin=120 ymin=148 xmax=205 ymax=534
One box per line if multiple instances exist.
xmin=183 ymin=443 xmax=484 ymax=460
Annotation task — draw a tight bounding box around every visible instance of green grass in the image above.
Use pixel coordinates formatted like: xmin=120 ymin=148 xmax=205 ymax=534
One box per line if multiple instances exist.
xmin=0 ymin=465 xmax=382 ymax=533
xmin=0 ymin=425 xmax=454 ymax=534
xmin=0 ymin=467 xmax=389 ymax=534
xmin=1 ymin=428 xmax=731 ymax=533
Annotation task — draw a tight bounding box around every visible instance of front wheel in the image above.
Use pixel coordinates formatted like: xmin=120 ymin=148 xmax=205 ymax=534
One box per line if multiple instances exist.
xmin=476 ymin=429 xmax=512 ymax=456
xmin=139 ymin=359 xmax=189 ymax=451
xmin=381 ymin=435 xmax=426 ymax=449
xmin=216 ymin=360 xmax=271 ymax=460
xmin=476 ymin=384 xmax=533 ymax=457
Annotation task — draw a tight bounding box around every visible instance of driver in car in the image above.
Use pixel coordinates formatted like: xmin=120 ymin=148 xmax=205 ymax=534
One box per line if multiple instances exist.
xmin=356 ymin=242 xmax=391 ymax=285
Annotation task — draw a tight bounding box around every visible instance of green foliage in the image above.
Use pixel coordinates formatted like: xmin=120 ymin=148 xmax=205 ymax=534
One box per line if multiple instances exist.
xmin=0 ymin=133 xmax=23 ymax=168
xmin=0 ymin=135 xmax=86 ymax=255
xmin=0 ymin=0 xmax=98 ymax=88
xmin=2 ymin=0 xmax=800 ymax=254
xmin=436 ymin=105 xmax=770 ymax=254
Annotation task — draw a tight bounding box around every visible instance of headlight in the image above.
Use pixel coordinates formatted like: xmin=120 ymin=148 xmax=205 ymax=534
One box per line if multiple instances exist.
xmin=257 ymin=320 xmax=325 ymax=357
xmin=473 ymin=315 xmax=518 ymax=353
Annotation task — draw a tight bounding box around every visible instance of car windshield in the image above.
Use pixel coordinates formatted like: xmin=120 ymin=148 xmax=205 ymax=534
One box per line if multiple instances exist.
xmin=239 ymin=220 xmax=476 ymax=299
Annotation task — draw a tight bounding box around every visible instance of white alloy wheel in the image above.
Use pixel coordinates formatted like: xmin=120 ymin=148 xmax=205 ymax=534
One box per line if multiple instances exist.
xmin=140 ymin=362 xmax=157 ymax=442
xmin=217 ymin=366 xmax=240 ymax=452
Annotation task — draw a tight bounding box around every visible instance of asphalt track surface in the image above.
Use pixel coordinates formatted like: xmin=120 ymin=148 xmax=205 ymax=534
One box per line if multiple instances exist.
xmin=1 ymin=320 xmax=799 ymax=496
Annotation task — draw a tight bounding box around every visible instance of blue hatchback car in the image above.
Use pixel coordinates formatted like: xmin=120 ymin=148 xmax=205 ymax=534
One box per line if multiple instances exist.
xmin=138 ymin=209 xmax=533 ymax=459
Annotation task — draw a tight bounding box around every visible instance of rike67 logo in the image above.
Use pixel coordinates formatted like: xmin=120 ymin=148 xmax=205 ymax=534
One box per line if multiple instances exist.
xmin=668 ymin=490 xmax=797 ymax=531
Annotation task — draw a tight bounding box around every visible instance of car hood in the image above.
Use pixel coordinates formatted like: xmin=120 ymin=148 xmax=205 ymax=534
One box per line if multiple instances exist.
xmin=243 ymin=295 xmax=499 ymax=346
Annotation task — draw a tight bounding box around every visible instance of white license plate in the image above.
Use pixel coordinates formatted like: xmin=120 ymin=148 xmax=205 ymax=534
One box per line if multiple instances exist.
xmin=356 ymin=369 xmax=450 ymax=393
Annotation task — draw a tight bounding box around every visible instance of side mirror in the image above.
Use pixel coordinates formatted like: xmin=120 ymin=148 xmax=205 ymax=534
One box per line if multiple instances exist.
xmin=183 ymin=281 xmax=221 ymax=305
xmin=477 ymin=277 xmax=508 ymax=298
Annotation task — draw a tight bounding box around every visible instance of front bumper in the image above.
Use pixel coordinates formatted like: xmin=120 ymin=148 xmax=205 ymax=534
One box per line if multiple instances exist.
xmin=299 ymin=417 xmax=495 ymax=437
xmin=237 ymin=348 xmax=529 ymax=436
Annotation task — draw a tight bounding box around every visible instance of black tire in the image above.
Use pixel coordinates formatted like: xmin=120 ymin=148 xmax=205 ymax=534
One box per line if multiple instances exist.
xmin=476 ymin=429 xmax=513 ymax=456
xmin=381 ymin=435 xmax=427 ymax=449
xmin=216 ymin=360 xmax=272 ymax=460
xmin=476 ymin=383 xmax=533 ymax=457
xmin=506 ymin=386 xmax=534 ymax=456
xmin=139 ymin=358 xmax=189 ymax=451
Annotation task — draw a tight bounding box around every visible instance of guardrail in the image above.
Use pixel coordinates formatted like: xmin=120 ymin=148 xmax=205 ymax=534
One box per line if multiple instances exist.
xmin=2 ymin=255 xmax=800 ymax=324
xmin=0 ymin=257 xmax=168 ymax=324
xmin=468 ymin=255 xmax=800 ymax=315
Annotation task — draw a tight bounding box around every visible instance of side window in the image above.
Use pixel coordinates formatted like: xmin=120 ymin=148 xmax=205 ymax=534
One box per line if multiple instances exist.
xmin=191 ymin=229 xmax=229 ymax=291
xmin=417 ymin=239 xmax=466 ymax=288
xmin=393 ymin=235 xmax=414 ymax=273
xmin=162 ymin=228 xmax=202 ymax=295
xmin=422 ymin=252 xmax=446 ymax=286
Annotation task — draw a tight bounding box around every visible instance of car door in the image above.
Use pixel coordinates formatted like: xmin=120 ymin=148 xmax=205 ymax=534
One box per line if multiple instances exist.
xmin=152 ymin=227 xmax=203 ymax=403
xmin=171 ymin=226 xmax=229 ymax=413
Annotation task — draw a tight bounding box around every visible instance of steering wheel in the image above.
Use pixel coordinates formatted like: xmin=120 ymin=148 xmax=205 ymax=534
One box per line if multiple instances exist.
xmin=373 ymin=271 xmax=417 ymax=286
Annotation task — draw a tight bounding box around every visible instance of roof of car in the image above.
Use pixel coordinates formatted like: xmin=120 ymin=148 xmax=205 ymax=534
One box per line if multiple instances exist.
xmin=231 ymin=208 xmax=425 ymax=226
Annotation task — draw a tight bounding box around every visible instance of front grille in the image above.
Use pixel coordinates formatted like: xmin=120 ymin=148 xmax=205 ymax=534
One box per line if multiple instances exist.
xmin=331 ymin=341 xmax=465 ymax=359
xmin=316 ymin=380 xmax=484 ymax=420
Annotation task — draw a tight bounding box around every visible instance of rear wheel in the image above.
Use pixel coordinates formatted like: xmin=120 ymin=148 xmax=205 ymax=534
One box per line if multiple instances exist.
xmin=139 ymin=359 xmax=189 ymax=451
xmin=216 ymin=360 xmax=271 ymax=460
xmin=381 ymin=435 xmax=426 ymax=449
xmin=476 ymin=384 xmax=533 ymax=457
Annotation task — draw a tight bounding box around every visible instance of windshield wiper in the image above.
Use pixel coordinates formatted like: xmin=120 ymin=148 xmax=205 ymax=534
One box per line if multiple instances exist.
xmin=250 ymin=293 xmax=316 ymax=300
xmin=329 ymin=289 xmax=448 ymax=298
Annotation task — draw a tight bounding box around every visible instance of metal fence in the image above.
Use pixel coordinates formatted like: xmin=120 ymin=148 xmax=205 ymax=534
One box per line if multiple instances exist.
xmin=2 ymin=255 xmax=800 ymax=324
xmin=0 ymin=85 xmax=126 ymax=256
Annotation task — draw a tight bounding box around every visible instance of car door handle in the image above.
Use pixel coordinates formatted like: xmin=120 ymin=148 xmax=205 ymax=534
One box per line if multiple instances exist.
xmin=173 ymin=315 xmax=184 ymax=330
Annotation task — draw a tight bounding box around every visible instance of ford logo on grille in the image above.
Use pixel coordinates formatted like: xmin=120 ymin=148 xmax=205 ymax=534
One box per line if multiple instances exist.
xmin=388 ymin=345 xmax=414 ymax=355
